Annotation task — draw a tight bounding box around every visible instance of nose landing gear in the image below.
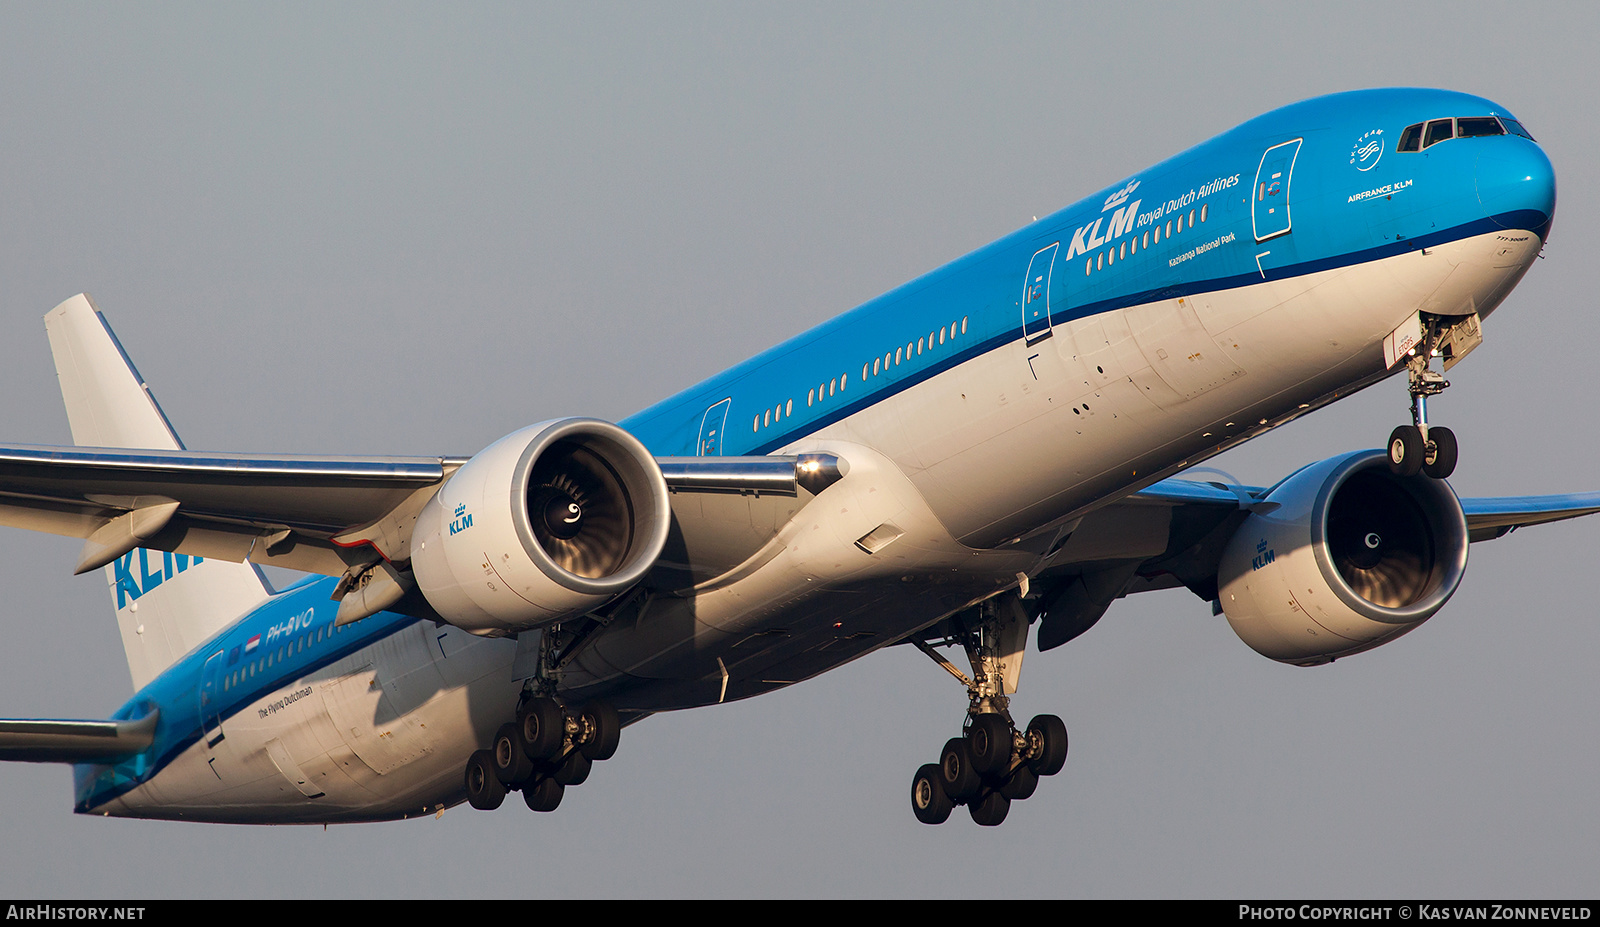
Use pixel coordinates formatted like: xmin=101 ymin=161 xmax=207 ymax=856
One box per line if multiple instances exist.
xmin=908 ymin=594 xmax=1069 ymax=826
xmin=1387 ymin=315 xmax=1470 ymax=480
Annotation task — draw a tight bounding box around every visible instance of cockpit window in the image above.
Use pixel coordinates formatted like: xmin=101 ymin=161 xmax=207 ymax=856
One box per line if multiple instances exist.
xmin=1399 ymin=115 xmax=1534 ymax=153
xmin=1501 ymin=117 xmax=1536 ymax=141
xmin=1456 ymin=116 xmax=1505 ymax=138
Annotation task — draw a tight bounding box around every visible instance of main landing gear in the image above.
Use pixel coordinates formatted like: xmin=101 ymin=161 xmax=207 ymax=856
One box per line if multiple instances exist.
xmin=1387 ymin=326 xmax=1458 ymax=480
xmin=909 ymin=595 xmax=1068 ymax=827
xmin=463 ymin=695 xmax=621 ymax=814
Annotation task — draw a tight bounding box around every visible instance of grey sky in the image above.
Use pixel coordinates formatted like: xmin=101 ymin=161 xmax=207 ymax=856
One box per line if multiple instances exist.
xmin=0 ymin=2 xmax=1595 ymax=898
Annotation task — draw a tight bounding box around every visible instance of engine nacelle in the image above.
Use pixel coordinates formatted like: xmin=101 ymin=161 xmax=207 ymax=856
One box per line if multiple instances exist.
xmin=412 ymin=418 xmax=670 ymax=636
xmin=1217 ymin=450 xmax=1468 ymax=666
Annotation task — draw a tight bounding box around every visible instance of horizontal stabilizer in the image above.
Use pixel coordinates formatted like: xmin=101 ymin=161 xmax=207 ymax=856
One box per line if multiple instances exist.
xmin=0 ymin=711 xmax=158 ymax=763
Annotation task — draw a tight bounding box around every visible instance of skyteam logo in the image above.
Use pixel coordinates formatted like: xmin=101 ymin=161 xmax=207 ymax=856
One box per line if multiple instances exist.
xmin=1349 ymin=129 xmax=1384 ymax=172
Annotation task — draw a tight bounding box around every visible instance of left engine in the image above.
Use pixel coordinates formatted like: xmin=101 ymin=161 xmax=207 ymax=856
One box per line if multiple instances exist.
xmin=411 ymin=418 xmax=671 ymax=636
xmin=1216 ymin=450 xmax=1469 ymax=666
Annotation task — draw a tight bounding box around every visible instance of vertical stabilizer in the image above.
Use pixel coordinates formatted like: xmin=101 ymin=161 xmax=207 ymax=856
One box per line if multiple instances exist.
xmin=44 ymin=294 xmax=270 ymax=691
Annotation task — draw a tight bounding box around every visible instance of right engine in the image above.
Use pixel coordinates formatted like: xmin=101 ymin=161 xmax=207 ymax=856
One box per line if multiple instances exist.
xmin=1216 ymin=449 xmax=1470 ymax=666
xmin=411 ymin=418 xmax=670 ymax=636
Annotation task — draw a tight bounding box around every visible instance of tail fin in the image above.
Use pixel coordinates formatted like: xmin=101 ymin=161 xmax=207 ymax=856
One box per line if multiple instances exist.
xmin=44 ymin=294 xmax=270 ymax=691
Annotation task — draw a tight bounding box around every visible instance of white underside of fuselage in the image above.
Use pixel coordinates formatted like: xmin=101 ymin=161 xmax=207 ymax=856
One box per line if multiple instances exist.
xmin=96 ymin=227 xmax=1540 ymax=824
xmin=99 ymin=622 xmax=522 ymax=823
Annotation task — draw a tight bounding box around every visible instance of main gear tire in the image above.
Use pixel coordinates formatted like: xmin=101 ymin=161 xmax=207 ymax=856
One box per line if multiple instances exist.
xmin=1027 ymin=714 xmax=1068 ymax=777
xmin=578 ymin=701 xmax=621 ymax=761
xmin=911 ymin=763 xmax=954 ymax=825
xmin=518 ymin=697 xmax=565 ymax=762
xmin=966 ymin=713 xmax=1013 ymax=778
xmin=968 ymin=789 xmax=1011 ymax=827
xmin=939 ymin=737 xmax=982 ymax=803
xmin=523 ymin=776 xmax=565 ymax=813
xmin=465 ymin=749 xmax=506 ymax=811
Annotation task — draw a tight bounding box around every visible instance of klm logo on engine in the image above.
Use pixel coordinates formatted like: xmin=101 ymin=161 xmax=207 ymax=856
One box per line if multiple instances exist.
xmin=450 ymin=503 xmax=474 ymax=535
xmin=114 ymin=549 xmax=205 ymax=608
xmin=1250 ymin=538 xmax=1276 ymax=571
xmin=1065 ymin=179 xmax=1141 ymax=261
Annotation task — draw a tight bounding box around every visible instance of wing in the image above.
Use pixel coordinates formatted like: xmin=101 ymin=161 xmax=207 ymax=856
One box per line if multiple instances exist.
xmin=1016 ymin=477 xmax=1600 ymax=651
xmin=0 ymin=443 xmax=839 ymax=586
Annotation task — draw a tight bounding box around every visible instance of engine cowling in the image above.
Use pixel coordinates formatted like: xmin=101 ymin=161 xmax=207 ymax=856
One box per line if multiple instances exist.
xmin=1217 ymin=449 xmax=1469 ymax=666
xmin=412 ymin=418 xmax=670 ymax=636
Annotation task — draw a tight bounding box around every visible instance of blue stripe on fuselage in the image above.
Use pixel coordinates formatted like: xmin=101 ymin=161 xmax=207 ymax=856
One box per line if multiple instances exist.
xmin=74 ymin=579 xmax=421 ymax=813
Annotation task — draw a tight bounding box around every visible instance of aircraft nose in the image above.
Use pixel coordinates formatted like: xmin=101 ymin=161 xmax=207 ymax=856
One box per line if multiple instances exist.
xmin=1477 ymin=139 xmax=1556 ymax=238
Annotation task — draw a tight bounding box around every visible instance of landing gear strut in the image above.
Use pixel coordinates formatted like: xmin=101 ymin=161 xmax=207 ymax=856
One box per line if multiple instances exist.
xmin=1387 ymin=317 xmax=1462 ymax=480
xmin=908 ymin=593 xmax=1068 ymax=827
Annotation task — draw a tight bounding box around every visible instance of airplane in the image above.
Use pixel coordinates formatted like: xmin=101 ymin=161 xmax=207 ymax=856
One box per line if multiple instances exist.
xmin=0 ymin=86 xmax=1592 ymax=828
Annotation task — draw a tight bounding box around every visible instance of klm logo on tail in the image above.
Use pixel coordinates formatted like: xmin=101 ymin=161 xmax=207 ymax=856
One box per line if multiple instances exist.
xmin=114 ymin=549 xmax=204 ymax=608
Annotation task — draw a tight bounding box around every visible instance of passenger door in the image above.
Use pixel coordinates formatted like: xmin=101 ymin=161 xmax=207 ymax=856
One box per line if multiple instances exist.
xmin=1252 ymin=139 xmax=1303 ymax=242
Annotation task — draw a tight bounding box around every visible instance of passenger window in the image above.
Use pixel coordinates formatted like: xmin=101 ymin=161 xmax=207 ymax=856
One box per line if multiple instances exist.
xmin=961 ymin=316 xmax=968 ymax=334
xmin=1200 ymin=204 xmax=1207 ymax=223
xmin=1398 ymin=123 xmax=1423 ymax=152
xmin=873 ymin=357 xmax=881 ymax=375
xmin=1424 ymin=118 xmax=1454 ymax=148
xmin=786 ymin=399 xmax=793 ymax=416
xmin=1457 ymin=116 xmax=1505 ymax=138
xmin=807 ymin=388 xmax=815 ymax=406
